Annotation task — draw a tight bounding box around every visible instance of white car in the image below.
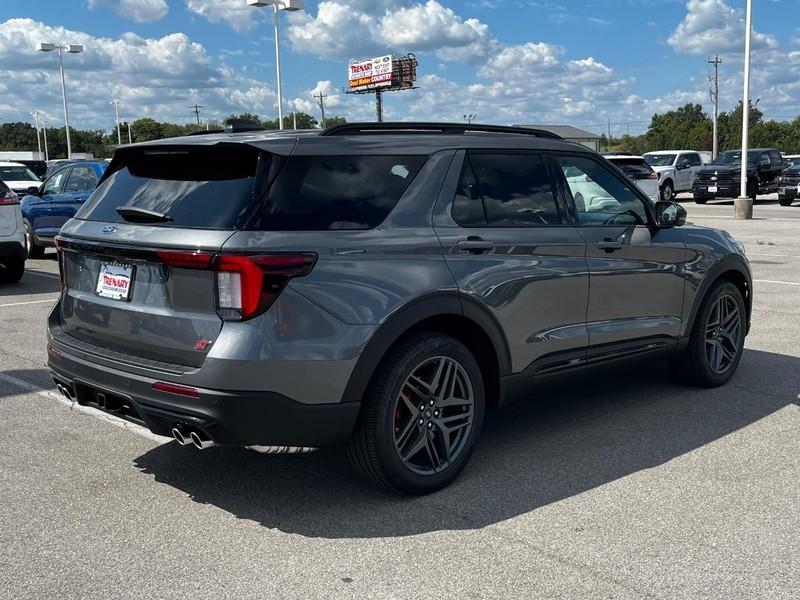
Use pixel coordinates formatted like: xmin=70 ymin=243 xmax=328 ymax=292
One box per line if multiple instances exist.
xmin=0 ymin=161 xmax=42 ymax=197
xmin=643 ymin=151 xmax=705 ymax=201
xmin=604 ymin=154 xmax=659 ymax=202
xmin=0 ymin=179 xmax=25 ymax=283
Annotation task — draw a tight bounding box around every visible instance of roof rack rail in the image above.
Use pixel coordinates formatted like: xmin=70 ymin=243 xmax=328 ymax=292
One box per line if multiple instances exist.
xmin=320 ymin=122 xmax=562 ymax=139
xmin=186 ymin=129 xmax=224 ymax=136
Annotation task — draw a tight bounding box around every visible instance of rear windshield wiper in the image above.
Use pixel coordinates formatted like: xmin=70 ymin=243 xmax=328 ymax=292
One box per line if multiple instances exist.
xmin=115 ymin=206 xmax=173 ymax=223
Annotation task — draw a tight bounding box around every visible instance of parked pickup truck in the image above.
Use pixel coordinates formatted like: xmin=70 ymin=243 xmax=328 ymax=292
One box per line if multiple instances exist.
xmin=644 ymin=151 xmax=705 ymax=201
xmin=692 ymin=148 xmax=783 ymax=204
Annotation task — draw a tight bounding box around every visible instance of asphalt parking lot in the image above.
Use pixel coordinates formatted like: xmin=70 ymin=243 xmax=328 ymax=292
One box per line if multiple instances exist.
xmin=1 ymin=198 xmax=798 ymax=599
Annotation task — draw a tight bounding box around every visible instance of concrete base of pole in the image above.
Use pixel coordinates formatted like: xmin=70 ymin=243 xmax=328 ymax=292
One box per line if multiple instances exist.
xmin=734 ymin=196 xmax=753 ymax=220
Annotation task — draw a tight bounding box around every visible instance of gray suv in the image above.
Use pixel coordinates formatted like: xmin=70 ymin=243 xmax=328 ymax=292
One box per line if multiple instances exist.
xmin=47 ymin=122 xmax=752 ymax=495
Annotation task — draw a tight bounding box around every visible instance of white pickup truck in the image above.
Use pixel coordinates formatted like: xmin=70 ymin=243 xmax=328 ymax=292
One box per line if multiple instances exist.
xmin=644 ymin=151 xmax=705 ymax=201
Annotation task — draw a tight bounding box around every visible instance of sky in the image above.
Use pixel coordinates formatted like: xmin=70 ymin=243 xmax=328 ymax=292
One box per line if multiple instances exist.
xmin=0 ymin=0 xmax=798 ymax=136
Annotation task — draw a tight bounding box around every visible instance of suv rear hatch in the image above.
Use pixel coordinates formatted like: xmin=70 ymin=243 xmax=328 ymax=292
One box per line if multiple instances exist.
xmin=55 ymin=142 xmax=305 ymax=369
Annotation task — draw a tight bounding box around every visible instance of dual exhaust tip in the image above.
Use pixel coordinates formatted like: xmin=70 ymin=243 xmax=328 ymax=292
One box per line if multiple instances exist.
xmin=171 ymin=427 xmax=215 ymax=450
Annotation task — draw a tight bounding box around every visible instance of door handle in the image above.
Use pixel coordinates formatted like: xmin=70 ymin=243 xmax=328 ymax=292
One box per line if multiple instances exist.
xmin=456 ymin=237 xmax=495 ymax=254
xmin=597 ymin=241 xmax=623 ymax=252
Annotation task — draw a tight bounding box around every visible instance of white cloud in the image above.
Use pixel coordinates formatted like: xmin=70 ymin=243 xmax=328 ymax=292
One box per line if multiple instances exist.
xmin=0 ymin=18 xmax=278 ymax=128
xmin=667 ymin=0 xmax=777 ymax=55
xmin=88 ymin=0 xmax=168 ymax=23
xmin=185 ymin=0 xmax=261 ymax=32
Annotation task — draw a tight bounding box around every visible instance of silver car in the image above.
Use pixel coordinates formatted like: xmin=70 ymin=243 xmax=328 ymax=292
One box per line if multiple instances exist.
xmin=47 ymin=122 xmax=752 ymax=495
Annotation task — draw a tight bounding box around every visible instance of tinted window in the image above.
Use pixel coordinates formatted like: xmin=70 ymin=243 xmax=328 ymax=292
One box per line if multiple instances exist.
xmin=453 ymin=153 xmax=560 ymax=227
xmin=43 ymin=169 xmax=69 ymax=195
xmin=0 ymin=165 xmax=39 ymax=182
xmin=78 ymin=146 xmax=260 ymax=229
xmin=64 ymin=166 xmax=98 ymax=193
xmin=686 ymin=153 xmax=702 ymax=167
xmin=608 ymin=157 xmax=654 ymax=180
xmin=557 ymin=155 xmax=648 ymax=226
xmin=248 ymin=155 xmax=426 ymax=231
xmin=770 ymin=151 xmax=783 ymax=167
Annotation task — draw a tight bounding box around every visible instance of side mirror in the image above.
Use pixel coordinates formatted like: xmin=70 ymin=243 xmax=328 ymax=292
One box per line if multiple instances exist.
xmin=26 ymin=186 xmax=41 ymax=196
xmin=655 ymin=201 xmax=686 ymax=228
xmin=675 ymin=162 xmax=689 ymax=171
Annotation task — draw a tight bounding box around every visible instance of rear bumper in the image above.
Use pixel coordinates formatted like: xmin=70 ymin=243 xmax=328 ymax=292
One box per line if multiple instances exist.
xmin=48 ymin=344 xmax=361 ymax=448
xmin=0 ymin=240 xmax=26 ymax=260
xmin=692 ymin=184 xmax=740 ymax=199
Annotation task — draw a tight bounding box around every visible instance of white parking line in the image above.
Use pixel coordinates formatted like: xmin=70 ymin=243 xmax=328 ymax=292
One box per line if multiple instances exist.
xmin=754 ymin=279 xmax=800 ymax=287
xmin=0 ymin=371 xmax=167 ymax=444
xmin=747 ymin=253 xmax=793 ymax=258
xmin=0 ymin=298 xmax=59 ymax=308
xmin=24 ymin=270 xmax=60 ymax=279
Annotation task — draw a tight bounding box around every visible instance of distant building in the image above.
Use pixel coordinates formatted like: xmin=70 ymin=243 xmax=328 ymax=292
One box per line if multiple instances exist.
xmin=516 ymin=125 xmax=603 ymax=152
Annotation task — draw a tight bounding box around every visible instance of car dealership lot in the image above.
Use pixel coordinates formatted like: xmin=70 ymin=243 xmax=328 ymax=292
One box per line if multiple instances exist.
xmin=1 ymin=201 xmax=798 ymax=599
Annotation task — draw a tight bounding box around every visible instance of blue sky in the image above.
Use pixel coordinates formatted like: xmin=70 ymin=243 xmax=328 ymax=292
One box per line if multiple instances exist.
xmin=1 ymin=0 xmax=798 ymax=135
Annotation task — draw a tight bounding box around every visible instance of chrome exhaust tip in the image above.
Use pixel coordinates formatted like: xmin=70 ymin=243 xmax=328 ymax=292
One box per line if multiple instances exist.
xmin=190 ymin=430 xmax=215 ymax=450
xmin=171 ymin=427 xmax=192 ymax=446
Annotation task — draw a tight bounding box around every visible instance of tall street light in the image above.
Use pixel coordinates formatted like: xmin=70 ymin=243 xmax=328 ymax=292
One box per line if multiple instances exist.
xmin=38 ymin=42 xmax=84 ymax=159
xmin=246 ymin=0 xmax=304 ymax=130
xmin=111 ymin=99 xmax=121 ymax=145
xmin=735 ymin=0 xmax=754 ymax=220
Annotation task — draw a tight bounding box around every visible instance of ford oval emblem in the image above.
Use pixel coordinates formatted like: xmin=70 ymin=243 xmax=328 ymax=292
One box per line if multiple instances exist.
xmin=101 ymin=226 xmax=117 ymax=234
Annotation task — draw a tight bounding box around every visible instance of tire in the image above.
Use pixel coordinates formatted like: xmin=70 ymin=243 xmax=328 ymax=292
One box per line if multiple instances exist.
xmin=347 ymin=332 xmax=485 ymax=495
xmin=672 ymin=280 xmax=746 ymax=387
xmin=660 ymin=181 xmax=674 ymax=202
xmin=0 ymin=256 xmax=25 ymax=283
xmin=24 ymin=221 xmax=45 ymax=259
xmin=693 ymin=195 xmax=708 ymax=205
xmin=778 ymin=197 xmax=793 ymax=207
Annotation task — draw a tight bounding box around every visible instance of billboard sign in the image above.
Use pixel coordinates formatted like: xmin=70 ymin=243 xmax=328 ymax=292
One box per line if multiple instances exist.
xmin=348 ymin=55 xmax=393 ymax=92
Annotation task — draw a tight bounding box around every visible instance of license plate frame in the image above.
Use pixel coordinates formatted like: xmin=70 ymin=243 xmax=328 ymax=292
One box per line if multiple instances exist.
xmin=708 ymin=186 xmax=718 ymax=193
xmin=95 ymin=262 xmax=135 ymax=301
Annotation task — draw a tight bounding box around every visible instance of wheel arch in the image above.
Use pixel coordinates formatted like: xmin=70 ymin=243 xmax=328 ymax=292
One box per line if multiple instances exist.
xmin=685 ymin=256 xmax=752 ymax=338
xmin=341 ymin=293 xmax=511 ymax=409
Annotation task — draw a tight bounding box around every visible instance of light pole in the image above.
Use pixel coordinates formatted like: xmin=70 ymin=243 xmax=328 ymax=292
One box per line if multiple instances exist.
xmin=735 ymin=0 xmax=754 ymax=220
xmin=38 ymin=42 xmax=84 ymax=159
xmin=464 ymin=114 xmax=476 ymax=124
xmin=111 ymin=99 xmax=121 ymax=145
xmin=32 ymin=111 xmax=42 ymax=158
xmin=246 ymin=0 xmax=304 ymax=130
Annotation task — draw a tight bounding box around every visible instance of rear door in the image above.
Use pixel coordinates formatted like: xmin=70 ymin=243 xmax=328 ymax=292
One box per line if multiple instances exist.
xmin=553 ymin=153 xmax=687 ymax=355
xmin=52 ymin=165 xmax=98 ymax=229
xmin=433 ymin=150 xmax=589 ymax=375
xmin=54 ymin=143 xmax=265 ymax=367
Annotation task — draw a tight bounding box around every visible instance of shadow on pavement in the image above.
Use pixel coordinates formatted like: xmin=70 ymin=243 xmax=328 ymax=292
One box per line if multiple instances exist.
xmin=0 ymin=368 xmax=57 ymax=396
xmin=128 ymin=349 xmax=796 ymax=538
xmin=0 ymin=270 xmax=61 ymax=298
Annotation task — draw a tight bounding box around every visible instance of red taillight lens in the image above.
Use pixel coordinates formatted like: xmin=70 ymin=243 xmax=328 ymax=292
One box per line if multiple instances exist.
xmin=0 ymin=191 xmax=19 ymax=205
xmin=155 ymin=250 xmax=317 ymax=321
xmin=214 ymin=253 xmax=317 ymax=320
xmin=644 ymin=172 xmax=658 ymax=180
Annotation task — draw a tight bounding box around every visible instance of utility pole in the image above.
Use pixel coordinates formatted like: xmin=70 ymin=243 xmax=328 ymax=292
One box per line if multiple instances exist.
xmin=189 ymin=104 xmax=203 ymax=130
xmin=375 ymin=88 xmax=383 ymax=123
xmin=315 ymin=92 xmax=327 ymax=128
xmin=708 ymin=55 xmax=722 ymax=160
xmin=607 ymin=118 xmax=612 ymax=151
xmin=111 ymin=99 xmax=121 ymax=145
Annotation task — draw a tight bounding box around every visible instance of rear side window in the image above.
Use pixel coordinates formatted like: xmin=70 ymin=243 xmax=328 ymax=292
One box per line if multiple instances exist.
xmin=247 ymin=155 xmax=427 ymax=230
xmin=64 ymin=166 xmax=98 ymax=193
xmin=452 ymin=152 xmax=561 ymax=227
xmin=78 ymin=145 xmax=260 ymax=229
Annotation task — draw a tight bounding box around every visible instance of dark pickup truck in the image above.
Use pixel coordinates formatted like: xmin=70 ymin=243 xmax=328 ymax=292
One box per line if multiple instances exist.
xmin=693 ymin=148 xmax=783 ymax=204
xmin=778 ymin=163 xmax=800 ymax=206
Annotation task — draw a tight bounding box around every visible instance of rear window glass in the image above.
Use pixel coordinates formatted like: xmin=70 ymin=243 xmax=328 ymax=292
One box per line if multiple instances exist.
xmin=608 ymin=158 xmax=653 ymax=178
xmin=246 ymin=155 xmax=427 ymax=231
xmin=77 ymin=145 xmax=260 ymax=229
xmin=79 ymin=148 xmax=426 ymax=231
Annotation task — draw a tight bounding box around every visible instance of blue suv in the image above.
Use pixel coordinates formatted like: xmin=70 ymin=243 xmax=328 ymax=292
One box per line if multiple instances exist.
xmin=21 ymin=160 xmax=107 ymax=258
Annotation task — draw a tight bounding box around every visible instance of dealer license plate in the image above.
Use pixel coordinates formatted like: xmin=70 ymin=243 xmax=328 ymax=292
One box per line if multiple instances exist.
xmin=708 ymin=186 xmax=718 ymax=193
xmin=96 ymin=262 xmax=134 ymax=301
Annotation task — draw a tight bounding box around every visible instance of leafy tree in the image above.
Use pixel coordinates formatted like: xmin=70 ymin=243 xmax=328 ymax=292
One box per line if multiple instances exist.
xmin=644 ymin=103 xmax=711 ymax=152
xmin=323 ymin=115 xmax=347 ymax=128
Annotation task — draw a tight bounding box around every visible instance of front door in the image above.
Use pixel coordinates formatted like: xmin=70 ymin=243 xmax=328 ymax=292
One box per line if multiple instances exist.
xmin=433 ymin=150 xmax=589 ymax=375
xmin=552 ymin=153 xmax=687 ymax=355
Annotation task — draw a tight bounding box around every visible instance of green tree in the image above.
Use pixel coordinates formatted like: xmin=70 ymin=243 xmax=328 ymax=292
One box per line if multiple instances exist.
xmin=323 ymin=115 xmax=347 ymax=128
xmin=644 ymin=103 xmax=711 ymax=152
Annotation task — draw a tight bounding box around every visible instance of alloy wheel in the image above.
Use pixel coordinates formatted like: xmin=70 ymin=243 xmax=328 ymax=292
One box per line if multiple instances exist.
xmin=393 ymin=356 xmax=475 ymax=476
xmin=704 ymin=294 xmax=742 ymax=374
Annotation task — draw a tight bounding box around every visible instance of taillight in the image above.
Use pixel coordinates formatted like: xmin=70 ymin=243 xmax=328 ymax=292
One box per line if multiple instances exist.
xmin=644 ymin=172 xmax=658 ymax=180
xmin=157 ymin=250 xmax=317 ymax=321
xmin=0 ymin=191 xmax=19 ymax=205
xmin=53 ymin=237 xmax=64 ymax=288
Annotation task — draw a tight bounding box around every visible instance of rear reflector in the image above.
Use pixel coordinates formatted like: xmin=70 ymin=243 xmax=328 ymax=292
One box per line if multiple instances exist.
xmin=152 ymin=381 xmax=199 ymax=398
xmin=47 ymin=345 xmax=62 ymax=359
